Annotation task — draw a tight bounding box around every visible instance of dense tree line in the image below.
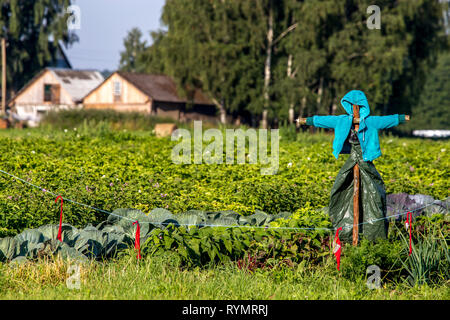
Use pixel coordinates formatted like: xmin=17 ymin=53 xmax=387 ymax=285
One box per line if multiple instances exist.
xmin=409 ymin=51 xmax=450 ymax=130
xmin=120 ymin=0 xmax=448 ymax=128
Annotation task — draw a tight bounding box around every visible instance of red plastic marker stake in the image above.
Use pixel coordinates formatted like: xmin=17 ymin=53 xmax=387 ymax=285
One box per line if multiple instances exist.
xmin=405 ymin=212 xmax=412 ymax=256
xmin=333 ymin=227 xmax=343 ymax=271
xmin=55 ymin=196 xmax=64 ymax=242
xmin=133 ymin=221 xmax=141 ymax=260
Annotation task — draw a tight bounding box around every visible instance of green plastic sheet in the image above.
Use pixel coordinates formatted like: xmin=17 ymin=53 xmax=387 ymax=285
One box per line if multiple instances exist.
xmin=329 ymin=142 xmax=388 ymax=242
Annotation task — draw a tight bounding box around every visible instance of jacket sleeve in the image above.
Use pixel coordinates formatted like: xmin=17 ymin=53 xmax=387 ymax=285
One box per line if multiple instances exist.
xmin=306 ymin=115 xmax=338 ymax=129
xmin=368 ymin=115 xmax=406 ymax=130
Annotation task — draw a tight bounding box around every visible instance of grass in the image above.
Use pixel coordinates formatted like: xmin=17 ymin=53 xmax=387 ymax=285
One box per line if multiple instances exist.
xmin=40 ymin=108 xmax=183 ymax=132
xmin=0 ymin=252 xmax=448 ymax=300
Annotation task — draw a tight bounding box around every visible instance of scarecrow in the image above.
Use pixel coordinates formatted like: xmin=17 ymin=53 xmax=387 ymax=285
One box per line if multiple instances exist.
xmin=297 ymin=90 xmax=409 ymax=245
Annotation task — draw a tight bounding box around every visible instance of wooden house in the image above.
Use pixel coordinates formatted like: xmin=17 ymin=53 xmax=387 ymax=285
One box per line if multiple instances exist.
xmin=0 ymin=43 xmax=72 ymax=115
xmin=83 ymin=71 xmax=217 ymax=122
xmin=8 ymin=68 xmax=104 ymax=126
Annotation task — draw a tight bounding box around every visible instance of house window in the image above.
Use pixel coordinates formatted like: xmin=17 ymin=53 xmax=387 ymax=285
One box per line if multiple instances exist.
xmin=113 ymin=80 xmax=121 ymax=102
xmin=44 ymin=84 xmax=52 ymax=102
xmin=43 ymin=84 xmax=60 ymax=104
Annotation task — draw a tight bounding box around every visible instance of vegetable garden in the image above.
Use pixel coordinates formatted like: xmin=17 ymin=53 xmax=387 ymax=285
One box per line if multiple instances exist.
xmin=0 ymin=121 xmax=448 ymax=299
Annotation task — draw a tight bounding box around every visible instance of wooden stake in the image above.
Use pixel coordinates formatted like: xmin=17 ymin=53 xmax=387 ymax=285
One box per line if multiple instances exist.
xmin=1 ymin=38 xmax=6 ymax=116
xmin=352 ymin=104 xmax=360 ymax=246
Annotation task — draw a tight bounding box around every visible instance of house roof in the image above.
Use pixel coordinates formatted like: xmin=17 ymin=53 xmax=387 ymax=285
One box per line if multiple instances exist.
xmin=117 ymin=72 xmax=213 ymax=105
xmin=50 ymin=68 xmax=104 ymax=102
xmin=9 ymin=68 xmax=104 ymax=105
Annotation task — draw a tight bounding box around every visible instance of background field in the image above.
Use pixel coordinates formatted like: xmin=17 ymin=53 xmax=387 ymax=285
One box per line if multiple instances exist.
xmin=0 ymin=120 xmax=448 ymax=299
xmin=0 ymin=120 xmax=448 ymax=236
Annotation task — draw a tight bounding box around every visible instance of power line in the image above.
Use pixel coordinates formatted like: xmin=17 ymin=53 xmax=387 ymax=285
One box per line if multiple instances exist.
xmin=68 ymin=55 xmax=118 ymax=63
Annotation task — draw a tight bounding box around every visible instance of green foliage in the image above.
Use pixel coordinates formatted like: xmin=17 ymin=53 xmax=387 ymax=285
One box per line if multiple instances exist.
xmin=155 ymin=0 xmax=268 ymax=116
xmin=1 ymin=253 xmax=449 ymax=299
xmin=143 ymin=225 xmax=256 ymax=267
xmin=340 ymin=238 xmax=404 ymax=282
xmin=278 ymin=123 xmax=298 ymax=142
xmin=397 ymin=220 xmax=450 ymax=286
xmin=408 ymin=52 xmax=450 ymax=130
xmin=339 ymin=215 xmax=450 ymax=286
xmin=0 ymin=266 xmax=5 ymax=292
xmin=237 ymin=182 xmax=305 ymax=214
xmin=0 ymin=0 xmax=77 ymax=92
xmin=142 ymin=221 xmax=330 ymax=269
xmin=142 ymin=205 xmax=331 ymax=270
xmin=130 ymin=0 xmax=446 ymax=124
xmin=119 ymin=28 xmax=148 ymax=72
xmin=0 ymin=121 xmax=448 ymax=298
xmin=41 ymin=108 xmax=179 ymax=131
xmin=0 ymin=125 xmax=447 ymax=238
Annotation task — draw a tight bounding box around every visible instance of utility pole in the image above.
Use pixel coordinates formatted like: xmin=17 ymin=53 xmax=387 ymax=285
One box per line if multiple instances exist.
xmin=1 ymin=37 xmax=6 ymax=116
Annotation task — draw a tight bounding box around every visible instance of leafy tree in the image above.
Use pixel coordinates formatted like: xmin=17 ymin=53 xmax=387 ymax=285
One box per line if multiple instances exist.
xmin=130 ymin=0 xmax=446 ymax=127
xmin=272 ymin=0 xmax=446 ymax=123
xmin=271 ymin=0 xmax=338 ymax=122
xmin=0 ymin=0 xmax=77 ymax=95
xmin=154 ymin=0 xmax=268 ymax=124
xmin=409 ymin=51 xmax=450 ymax=129
xmin=153 ymin=0 xmax=297 ymax=126
xmin=119 ymin=27 xmax=147 ymax=72
xmin=135 ymin=30 xmax=169 ymax=75
xmin=323 ymin=0 xmax=445 ymax=116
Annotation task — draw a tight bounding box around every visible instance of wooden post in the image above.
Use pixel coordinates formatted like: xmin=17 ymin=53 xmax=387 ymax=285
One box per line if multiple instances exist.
xmin=1 ymin=38 xmax=6 ymax=116
xmin=352 ymin=104 xmax=360 ymax=246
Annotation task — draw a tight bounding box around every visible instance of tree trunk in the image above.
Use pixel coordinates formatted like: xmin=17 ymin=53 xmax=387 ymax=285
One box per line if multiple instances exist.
xmin=262 ymin=2 xmax=273 ymax=129
xmin=317 ymin=77 xmax=324 ymax=112
xmin=288 ymin=104 xmax=294 ymax=124
xmin=330 ymin=99 xmax=337 ymax=115
xmin=211 ymin=97 xmax=227 ymax=124
xmin=299 ymin=95 xmax=306 ymax=118
xmin=219 ymin=105 xmax=226 ymax=124
xmin=287 ymin=54 xmax=294 ymax=124
xmin=262 ymin=110 xmax=268 ymax=129
xmin=287 ymin=54 xmax=292 ymax=77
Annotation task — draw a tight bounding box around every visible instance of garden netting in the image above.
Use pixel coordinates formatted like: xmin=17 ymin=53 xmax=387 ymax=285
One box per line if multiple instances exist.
xmin=0 ymin=194 xmax=448 ymax=263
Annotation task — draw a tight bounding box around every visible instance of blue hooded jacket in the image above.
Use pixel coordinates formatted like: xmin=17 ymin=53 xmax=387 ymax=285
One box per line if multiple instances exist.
xmin=306 ymin=90 xmax=406 ymax=162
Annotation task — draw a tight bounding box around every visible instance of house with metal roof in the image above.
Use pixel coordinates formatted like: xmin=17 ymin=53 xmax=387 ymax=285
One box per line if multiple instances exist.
xmin=82 ymin=71 xmax=217 ymax=122
xmin=8 ymin=68 xmax=104 ymax=126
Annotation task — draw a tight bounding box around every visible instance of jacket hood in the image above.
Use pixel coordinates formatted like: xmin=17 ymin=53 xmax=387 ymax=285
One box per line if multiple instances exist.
xmin=340 ymin=90 xmax=370 ymax=119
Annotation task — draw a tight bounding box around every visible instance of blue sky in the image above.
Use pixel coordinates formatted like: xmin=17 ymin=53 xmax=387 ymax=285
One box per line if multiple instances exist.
xmin=64 ymin=0 xmax=166 ymax=71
